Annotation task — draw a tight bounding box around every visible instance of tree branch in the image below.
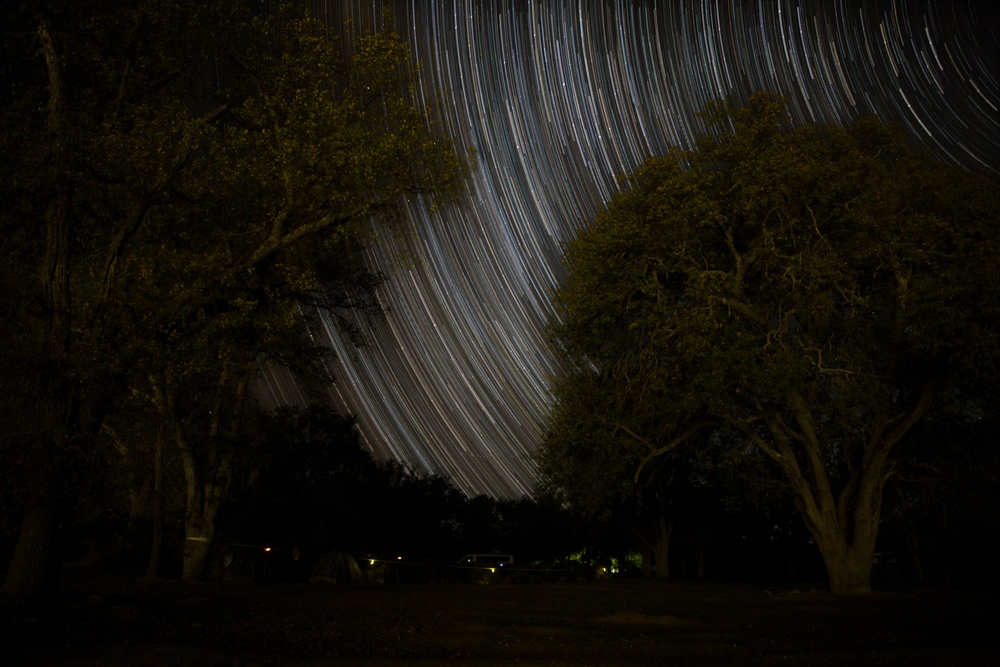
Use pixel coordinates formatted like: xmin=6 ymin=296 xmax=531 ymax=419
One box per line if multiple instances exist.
xmin=788 ymin=390 xmax=835 ymax=513
xmin=874 ymin=379 xmax=939 ymax=461
xmin=632 ymin=421 xmax=713 ymax=484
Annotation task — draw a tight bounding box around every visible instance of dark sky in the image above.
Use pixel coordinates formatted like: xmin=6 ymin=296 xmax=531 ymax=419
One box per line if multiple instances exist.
xmin=256 ymin=0 xmax=1000 ymax=498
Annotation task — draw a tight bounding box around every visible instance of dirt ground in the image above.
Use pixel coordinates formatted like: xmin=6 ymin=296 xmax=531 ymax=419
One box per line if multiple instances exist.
xmin=4 ymin=571 xmax=998 ymax=666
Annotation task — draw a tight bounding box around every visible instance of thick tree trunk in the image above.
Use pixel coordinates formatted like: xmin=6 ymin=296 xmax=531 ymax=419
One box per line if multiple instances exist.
xmin=750 ymin=385 xmax=931 ymax=595
xmin=178 ymin=460 xmax=226 ymax=581
xmin=155 ymin=367 xmax=247 ymax=581
xmin=2 ymin=493 xmax=58 ymax=606
xmin=3 ymin=13 xmax=72 ymax=608
xmin=150 ymin=377 xmax=218 ymax=581
xmin=820 ymin=544 xmax=875 ymax=595
xmin=145 ymin=428 xmax=165 ymax=579
xmin=3 ymin=386 xmax=64 ymax=606
xmin=182 ymin=502 xmax=219 ymax=581
xmin=808 ymin=498 xmax=880 ymax=595
xmin=654 ymin=515 xmax=673 ymax=580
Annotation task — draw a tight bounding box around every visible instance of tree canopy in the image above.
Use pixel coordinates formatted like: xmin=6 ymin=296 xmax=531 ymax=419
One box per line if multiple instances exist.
xmin=0 ymin=0 xmax=468 ymax=603
xmin=542 ymin=92 xmax=1000 ymax=594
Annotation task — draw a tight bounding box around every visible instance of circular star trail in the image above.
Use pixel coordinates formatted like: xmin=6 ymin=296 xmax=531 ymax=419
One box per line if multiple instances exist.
xmin=261 ymin=1 xmax=999 ymax=498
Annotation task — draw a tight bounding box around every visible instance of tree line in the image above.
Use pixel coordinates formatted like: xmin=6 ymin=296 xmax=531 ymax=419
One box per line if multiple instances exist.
xmin=52 ymin=404 xmax=580 ymax=583
xmin=0 ymin=0 xmax=467 ymax=604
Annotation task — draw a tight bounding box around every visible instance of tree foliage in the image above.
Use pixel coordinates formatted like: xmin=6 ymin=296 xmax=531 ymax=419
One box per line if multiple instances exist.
xmin=543 ymin=92 xmax=1000 ymax=594
xmin=1 ymin=0 xmax=468 ymax=602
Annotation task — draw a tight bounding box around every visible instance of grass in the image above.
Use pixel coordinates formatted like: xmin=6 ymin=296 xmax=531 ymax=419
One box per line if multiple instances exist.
xmin=4 ymin=571 xmax=998 ymax=665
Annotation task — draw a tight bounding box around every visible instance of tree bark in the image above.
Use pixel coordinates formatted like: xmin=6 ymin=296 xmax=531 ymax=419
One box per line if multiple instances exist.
xmin=819 ymin=542 xmax=876 ymax=595
xmin=1 ymin=490 xmax=58 ymax=606
xmin=741 ymin=379 xmax=937 ymax=594
xmin=654 ymin=514 xmax=673 ymax=580
xmin=144 ymin=428 xmax=165 ymax=579
xmin=181 ymin=497 xmax=220 ymax=581
xmin=176 ymin=435 xmax=227 ymax=581
xmin=802 ymin=475 xmax=882 ymax=595
xmin=3 ymin=15 xmax=71 ymax=606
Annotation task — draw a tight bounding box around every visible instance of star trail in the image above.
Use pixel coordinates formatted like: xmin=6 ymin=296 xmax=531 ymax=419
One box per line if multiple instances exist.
xmin=258 ymin=0 xmax=999 ymax=498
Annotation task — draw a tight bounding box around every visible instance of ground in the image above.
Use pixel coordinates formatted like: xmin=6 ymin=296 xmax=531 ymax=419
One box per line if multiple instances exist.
xmin=4 ymin=570 xmax=997 ymax=665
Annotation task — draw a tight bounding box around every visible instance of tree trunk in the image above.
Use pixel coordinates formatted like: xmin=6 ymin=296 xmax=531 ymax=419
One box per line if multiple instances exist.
xmin=150 ymin=376 xmax=215 ymax=581
xmin=153 ymin=365 xmax=248 ymax=581
xmin=178 ymin=459 xmax=227 ymax=581
xmin=2 ymin=492 xmax=58 ymax=606
xmin=3 ymin=13 xmax=72 ymax=608
xmin=654 ymin=514 xmax=673 ymax=580
xmin=820 ymin=544 xmax=875 ymax=595
xmin=3 ymin=386 xmax=64 ymax=606
xmin=909 ymin=529 xmax=926 ymax=583
xmin=757 ymin=393 xmax=924 ymax=595
xmin=145 ymin=428 xmax=165 ymax=579
xmin=808 ymin=499 xmax=879 ymax=595
xmin=127 ymin=475 xmax=153 ymax=533
xmin=182 ymin=502 xmax=218 ymax=581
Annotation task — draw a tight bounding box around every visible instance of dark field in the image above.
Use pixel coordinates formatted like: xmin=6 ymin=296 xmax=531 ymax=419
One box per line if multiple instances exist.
xmin=5 ymin=572 xmax=998 ymax=666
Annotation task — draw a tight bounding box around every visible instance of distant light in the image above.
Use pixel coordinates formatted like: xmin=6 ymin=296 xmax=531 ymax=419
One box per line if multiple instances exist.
xmin=264 ymin=547 xmax=271 ymax=552
xmin=396 ymin=555 xmax=403 ymax=560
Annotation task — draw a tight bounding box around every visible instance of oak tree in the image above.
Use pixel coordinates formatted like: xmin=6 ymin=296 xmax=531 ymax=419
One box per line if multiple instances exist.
xmin=544 ymin=93 xmax=1000 ymax=594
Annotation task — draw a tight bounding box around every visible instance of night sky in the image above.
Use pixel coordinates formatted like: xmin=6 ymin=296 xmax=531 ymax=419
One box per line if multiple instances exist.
xmin=256 ymin=0 xmax=999 ymax=499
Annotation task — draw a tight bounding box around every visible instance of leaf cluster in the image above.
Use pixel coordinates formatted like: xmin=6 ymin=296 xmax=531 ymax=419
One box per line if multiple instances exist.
xmin=0 ymin=0 xmax=470 ymax=530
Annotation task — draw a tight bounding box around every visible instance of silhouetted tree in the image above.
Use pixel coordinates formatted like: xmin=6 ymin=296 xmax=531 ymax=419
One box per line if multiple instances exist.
xmin=1 ymin=0 xmax=467 ymax=603
xmin=543 ymin=92 xmax=1000 ymax=594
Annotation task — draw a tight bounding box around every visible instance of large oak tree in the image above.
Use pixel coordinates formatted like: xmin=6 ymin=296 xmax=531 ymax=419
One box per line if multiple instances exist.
xmin=544 ymin=93 xmax=999 ymax=594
